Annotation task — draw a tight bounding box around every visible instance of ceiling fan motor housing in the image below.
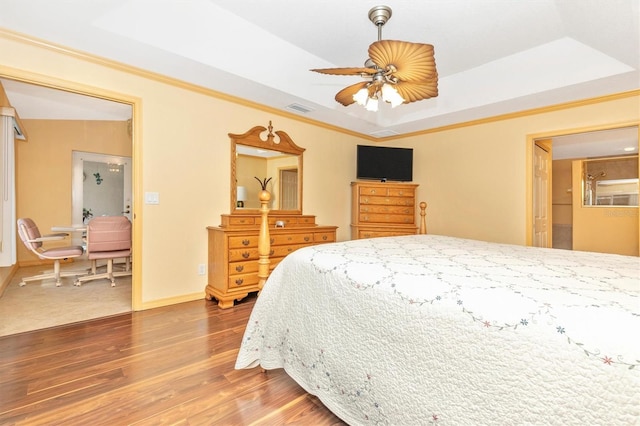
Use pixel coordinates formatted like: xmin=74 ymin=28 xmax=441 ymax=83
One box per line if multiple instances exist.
xmin=368 ymin=5 xmax=392 ymax=26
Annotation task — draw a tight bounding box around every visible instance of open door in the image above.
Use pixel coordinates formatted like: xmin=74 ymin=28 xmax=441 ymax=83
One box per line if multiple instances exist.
xmin=533 ymin=139 xmax=552 ymax=247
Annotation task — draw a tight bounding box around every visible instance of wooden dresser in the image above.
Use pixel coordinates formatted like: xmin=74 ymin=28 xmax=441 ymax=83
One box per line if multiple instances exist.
xmin=351 ymin=181 xmax=419 ymax=239
xmin=207 ymin=213 xmax=337 ymax=309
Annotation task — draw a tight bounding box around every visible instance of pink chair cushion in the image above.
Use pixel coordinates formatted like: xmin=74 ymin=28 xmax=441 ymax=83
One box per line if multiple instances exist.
xmin=42 ymin=246 xmax=84 ymax=257
xmin=17 ymin=218 xmax=43 ymax=249
xmin=86 ymin=216 xmax=132 ymax=253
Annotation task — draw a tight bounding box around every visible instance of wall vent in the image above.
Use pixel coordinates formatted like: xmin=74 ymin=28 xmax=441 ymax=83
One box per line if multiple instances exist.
xmin=285 ymin=103 xmax=314 ymax=114
xmin=369 ymin=129 xmax=400 ymax=138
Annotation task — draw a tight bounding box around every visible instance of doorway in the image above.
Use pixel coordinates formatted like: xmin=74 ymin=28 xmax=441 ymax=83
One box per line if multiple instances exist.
xmin=0 ymin=75 xmax=138 ymax=334
xmin=527 ymin=124 xmax=639 ymax=254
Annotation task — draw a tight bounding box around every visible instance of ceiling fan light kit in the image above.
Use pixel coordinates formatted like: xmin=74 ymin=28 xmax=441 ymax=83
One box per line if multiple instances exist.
xmin=311 ymin=5 xmax=438 ymax=112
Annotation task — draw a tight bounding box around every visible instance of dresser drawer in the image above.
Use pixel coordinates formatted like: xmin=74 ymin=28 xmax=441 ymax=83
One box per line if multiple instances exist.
xmin=359 ymin=213 xmax=414 ymax=224
xmin=297 ymin=216 xmax=315 ymax=225
xmin=359 ymin=205 xmax=414 ymax=215
xmin=314 ymin=231 xmax=335 ymax=243
xmin=228 ymin=235 xmax=259 ymax=249
xmin=229 ymin=259 xmax=259 ymax=275
xmin=271 ymin=233 xmax=314 ymax=246
xmin=228 ymin=247 xmax=260 ymax=262
xmin=359 ymin=186 xmax=386 ymax=196
xmin=227 ymin=216 xmax=256 ymax=226
xmin=227 ymin=272 xmax=259 ymax=289
xmin=271 ymin=243 xmax=309 ymax=258
xmin=359 ymin=195 xmax=414 ymax=206
xmin=387 ymin=187 xmax=414 ymax=197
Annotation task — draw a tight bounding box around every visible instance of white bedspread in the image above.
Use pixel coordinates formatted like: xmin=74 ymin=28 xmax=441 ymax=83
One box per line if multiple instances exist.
xmin=235 ymin=234 xmax=640 ymax=425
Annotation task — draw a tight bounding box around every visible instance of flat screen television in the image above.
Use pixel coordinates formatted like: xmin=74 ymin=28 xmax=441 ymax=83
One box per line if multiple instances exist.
xmin=356 ymin=144 xmax=413 ymax=182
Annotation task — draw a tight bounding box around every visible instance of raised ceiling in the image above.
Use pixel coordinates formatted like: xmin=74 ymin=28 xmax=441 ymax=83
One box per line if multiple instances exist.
xmin=0 ymin=0 xmax=638 ymax=139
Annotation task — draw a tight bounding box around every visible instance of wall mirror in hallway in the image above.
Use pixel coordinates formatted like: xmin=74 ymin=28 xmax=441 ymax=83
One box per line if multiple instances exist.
xmin=582 ymin=156 xmax=638 ymax=206
xmin=72 ymin=151 xmax=132 ymax=243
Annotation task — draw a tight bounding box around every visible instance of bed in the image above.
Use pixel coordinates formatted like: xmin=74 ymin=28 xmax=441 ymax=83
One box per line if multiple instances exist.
xmin=235 ymin=234 xmax=640 ymax=425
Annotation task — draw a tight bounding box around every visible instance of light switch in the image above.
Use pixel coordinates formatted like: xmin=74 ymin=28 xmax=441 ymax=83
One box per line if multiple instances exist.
xmin=145 ymin=192 xmax=160 ymax=204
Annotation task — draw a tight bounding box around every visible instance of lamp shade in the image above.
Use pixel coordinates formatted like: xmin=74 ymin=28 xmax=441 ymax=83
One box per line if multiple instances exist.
xmin=237 ymin=186 xmax=247 ymax=202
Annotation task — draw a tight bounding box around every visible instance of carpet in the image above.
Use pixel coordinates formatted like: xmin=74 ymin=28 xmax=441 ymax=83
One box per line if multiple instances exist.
xmin=0 ymin=260 xmax=132 ymax=337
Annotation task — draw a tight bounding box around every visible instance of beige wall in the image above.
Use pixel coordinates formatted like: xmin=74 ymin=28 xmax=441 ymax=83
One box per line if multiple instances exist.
xmin=0 ymin=30 xmax=638 ymax=308
xmin=15 ymin=119 xmax=131 ymax=264
xmin=388 ymin=97 xmax=639 ymax=245
xmin=0 ymin=31 xmax=358 ymax=308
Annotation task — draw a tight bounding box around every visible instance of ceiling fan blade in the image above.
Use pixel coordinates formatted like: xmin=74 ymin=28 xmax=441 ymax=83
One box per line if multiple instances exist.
xmin=311 ymin=67 xmax=377 ymax=76
xmin=335 ymin=81 xmax=370 ymax=106
xmin=394 ymin=77 xmax=439 ymax=103
xmin=369 ymin=40 xmax=437 ymax=82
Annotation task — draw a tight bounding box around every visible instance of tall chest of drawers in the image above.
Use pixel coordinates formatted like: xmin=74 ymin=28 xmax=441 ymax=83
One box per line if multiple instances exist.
xmin=351 ymin=181 xmax=419 ymax=239
xmin=206 ymin=214 xmax=337 ymax=309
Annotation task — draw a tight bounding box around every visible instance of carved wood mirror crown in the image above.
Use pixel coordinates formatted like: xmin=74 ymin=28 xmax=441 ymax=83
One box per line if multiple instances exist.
xmin=230 ymin=122 xmax=305 ymax=214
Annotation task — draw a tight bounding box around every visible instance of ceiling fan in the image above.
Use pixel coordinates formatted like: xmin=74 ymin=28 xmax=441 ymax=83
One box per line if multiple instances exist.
xmin=311 ymin=5 xmax=438 ymax=111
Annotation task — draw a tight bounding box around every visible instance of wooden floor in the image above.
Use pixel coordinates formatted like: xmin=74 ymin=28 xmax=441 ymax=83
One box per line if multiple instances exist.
xmin=0 ymin=295 xmax=346 ymax=425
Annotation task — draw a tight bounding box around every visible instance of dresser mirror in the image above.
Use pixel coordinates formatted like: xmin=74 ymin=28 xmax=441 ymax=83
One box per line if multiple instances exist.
xmin=230 ymin=122 xmax=305 ymax=214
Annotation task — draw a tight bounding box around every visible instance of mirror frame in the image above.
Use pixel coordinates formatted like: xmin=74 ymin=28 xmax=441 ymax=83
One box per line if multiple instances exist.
xmin=230 ymin=122 xmax=305 ymax=215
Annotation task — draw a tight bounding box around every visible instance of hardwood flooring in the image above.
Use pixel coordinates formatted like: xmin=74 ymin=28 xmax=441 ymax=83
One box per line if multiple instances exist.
xmin=0 ymin=295 xmax=346 ymax=425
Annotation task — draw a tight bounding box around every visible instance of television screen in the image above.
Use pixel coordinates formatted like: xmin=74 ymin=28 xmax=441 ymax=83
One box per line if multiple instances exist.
xmin=356 ymin=145 xmax=413 ymax=182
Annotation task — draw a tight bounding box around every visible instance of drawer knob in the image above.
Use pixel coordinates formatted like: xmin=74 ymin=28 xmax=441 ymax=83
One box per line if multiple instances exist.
xmin=235 ymin=265 xmax=244 ymax=272
xmin=242 ymin=252 xmax=250 ymax=259
xmin=270 ymin=238 xmax=275 ymax=244
xmin=242 ymin=239 xmax=250 ymax=246
xmin=269 ymin=250 xmax=274 ymax=256
xmin=235 ymin=278 xmax=244 ymax=285
xmin=322 ymin=235 xmax=328 ymax=241
xmin=304 ymin=236 xmax=310 ymax=241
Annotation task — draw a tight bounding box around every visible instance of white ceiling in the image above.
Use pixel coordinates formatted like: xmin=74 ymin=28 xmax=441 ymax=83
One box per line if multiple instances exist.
xmin=0 ymin=0 xmax=638 ymax=156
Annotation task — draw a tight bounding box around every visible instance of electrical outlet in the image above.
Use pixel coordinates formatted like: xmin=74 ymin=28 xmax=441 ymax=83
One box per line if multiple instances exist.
xmin=198 ymin=264 xmax=206 ymax=275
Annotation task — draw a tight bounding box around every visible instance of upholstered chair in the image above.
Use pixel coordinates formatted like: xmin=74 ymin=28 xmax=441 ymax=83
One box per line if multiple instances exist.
xmin=74 ymin=216 xmax=132 ymax=287
xmin=16 ymin=218 xmax=85 ymax=287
